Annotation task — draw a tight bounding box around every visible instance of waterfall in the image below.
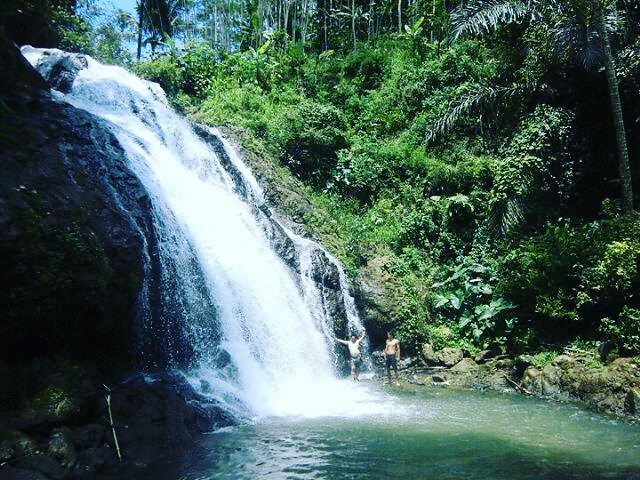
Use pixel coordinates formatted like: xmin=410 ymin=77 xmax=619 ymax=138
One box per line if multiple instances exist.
xmin=23 ymin=48 xmax=386 ymax=419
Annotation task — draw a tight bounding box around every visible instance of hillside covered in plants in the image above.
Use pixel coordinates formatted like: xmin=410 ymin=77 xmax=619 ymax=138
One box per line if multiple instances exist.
xmin=4 ymin=0 xmax=640 ymax=361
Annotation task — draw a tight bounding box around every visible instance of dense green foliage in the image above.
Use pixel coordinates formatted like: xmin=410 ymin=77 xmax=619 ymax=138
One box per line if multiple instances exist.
xmin=166 ymin=34 xmax=639 ymax=355
xmin=4 ymin=0 xmax=640 ymax=358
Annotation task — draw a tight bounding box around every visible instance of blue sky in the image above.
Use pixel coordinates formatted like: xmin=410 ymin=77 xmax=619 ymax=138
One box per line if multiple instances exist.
xmin=97 ymin=0 xmax=137 ymax=15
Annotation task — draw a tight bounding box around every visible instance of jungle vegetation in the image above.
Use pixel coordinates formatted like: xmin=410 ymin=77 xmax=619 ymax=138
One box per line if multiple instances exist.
xmin=3 ymin=0 xmax=640 ymax=358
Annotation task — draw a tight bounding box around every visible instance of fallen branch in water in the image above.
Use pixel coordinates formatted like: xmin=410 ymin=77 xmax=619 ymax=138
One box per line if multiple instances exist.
xmin=503 ymin=374 xmax=533 ymax=395
xmin=103 ymin=385 xmax=122 ymax=463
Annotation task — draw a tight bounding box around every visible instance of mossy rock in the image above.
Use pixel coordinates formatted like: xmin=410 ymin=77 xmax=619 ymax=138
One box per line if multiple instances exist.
xmin=19 ymin=385 xmax=81 ymax=429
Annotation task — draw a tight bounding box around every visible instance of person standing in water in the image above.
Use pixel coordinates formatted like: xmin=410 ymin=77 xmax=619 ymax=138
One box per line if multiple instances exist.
xmin=385 ymin=332 xmax=400 ymax=386
xmin=334 ymin=331 xmax=366 ymax=381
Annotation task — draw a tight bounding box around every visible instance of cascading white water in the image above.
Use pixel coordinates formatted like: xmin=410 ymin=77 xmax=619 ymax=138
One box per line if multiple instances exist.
xmin=23 ymin=47 xmax=391 ymax=419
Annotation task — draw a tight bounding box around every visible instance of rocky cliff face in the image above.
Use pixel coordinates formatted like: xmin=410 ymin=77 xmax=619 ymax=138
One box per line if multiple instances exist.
xmin=0 ymin=35 xmax=155 ymax=367
xmin=0 ymin=35 xmax=232 ymax=480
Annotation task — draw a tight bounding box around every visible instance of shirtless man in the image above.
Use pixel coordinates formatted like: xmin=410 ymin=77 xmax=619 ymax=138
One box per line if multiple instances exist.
xmin=385 ymin=332 xmax=400 ymax=386
xmin=334 ymin=331 xmax=366 ymax=381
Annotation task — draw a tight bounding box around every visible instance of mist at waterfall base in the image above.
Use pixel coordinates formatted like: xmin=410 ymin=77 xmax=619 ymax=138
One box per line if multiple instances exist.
xmin=21 ymin=49 xmax=640 ymax=480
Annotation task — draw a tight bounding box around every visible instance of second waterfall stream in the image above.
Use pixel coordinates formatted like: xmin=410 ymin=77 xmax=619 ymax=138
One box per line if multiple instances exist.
xmin=22 ymin=47 xmax=395 ymax=420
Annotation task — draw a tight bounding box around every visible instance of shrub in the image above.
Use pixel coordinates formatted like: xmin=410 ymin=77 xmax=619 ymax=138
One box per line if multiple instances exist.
xmin=268 ymin=100 xmax=346 ymax=186
xmin=133 ymin=56 xmax=184 ymax=97
xmin=180 ymin=42 xmax=220 ymax=98
xmin=601 ymin=307 xmax=640 ymax=354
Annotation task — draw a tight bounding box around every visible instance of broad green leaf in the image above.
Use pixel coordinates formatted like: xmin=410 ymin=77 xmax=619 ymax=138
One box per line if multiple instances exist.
xmin=450 ymin=295 xmax=462 ymax=310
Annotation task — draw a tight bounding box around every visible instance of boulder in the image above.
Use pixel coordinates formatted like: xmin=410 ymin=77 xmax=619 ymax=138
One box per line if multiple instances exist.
xmin=598 ymin=340 xmax=617 ymax=362
xmin=494 ymin=359 xmax=514 ymax=369
xmin=421 ymin=343 xmax=438 ymax=365
xmin=15 ymin=454 xmax=66 ymax=480
xmin=371 ymin=350 xmax=385 ymax=368
xmin=450 ymin=358 xmax=478 ymax=373
xmin=0 ymin=433 xmax=37 ymax=459
xmin=25 ymin=48 xmax=88 ymax=93
xmin=551 ymin=354 xmax=574 ymax=367
xmin=432 ymin=374 xmax=447 ymax=383
xmin=437 ymin=348 xmax=464 ymax=367
xmin=0 ymin=441 xmax=13 ymax=463
xmin=541 ymin=365 xmax=561 ymax=395
xmin=625 ymin=388 xmax=640 ymax=414
xmin=19 ymin=385 xmax=89 ymax=431
xmin=399 ymin=356 xmax=415 ymax=369
xmin=0 ymin=467 xmax=49 ymax=480
xmin=521 ymin=367 xmax=542 ymax=392
xmin=98 ymin=373 xmax=233 ymax=464
xmin=47 ymin=427 xmax=77 ymax=468
xmin=73 ymin=423 xmax=106 ymax=449
xmin=74 ymin=446 xmax=118 ymax=477
xmin=610 ymin=357 xmax=636 ymax=370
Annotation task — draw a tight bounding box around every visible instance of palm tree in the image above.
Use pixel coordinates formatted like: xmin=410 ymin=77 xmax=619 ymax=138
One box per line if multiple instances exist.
xmin=136 ymin=0 xmax=183 ymax=59
xmin=431 ymin=0 xmax=633 ymax=212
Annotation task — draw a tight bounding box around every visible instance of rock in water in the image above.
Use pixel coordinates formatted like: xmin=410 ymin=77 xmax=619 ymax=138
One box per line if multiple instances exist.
xmin=521 ymin=367 xmax=542 ymax=392
xmin=27 ymin=49 xmax=88 ymax=93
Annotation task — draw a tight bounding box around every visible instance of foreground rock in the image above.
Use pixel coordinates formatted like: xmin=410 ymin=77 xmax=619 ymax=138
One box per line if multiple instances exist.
xmin=0 ymin=368 xmax=232 ymax=480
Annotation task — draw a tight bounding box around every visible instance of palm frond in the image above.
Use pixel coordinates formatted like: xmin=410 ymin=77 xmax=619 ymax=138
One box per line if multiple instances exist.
xmin=488 ymin=196 xmax=525 ymax=236
xmin=425 ymin=82 xmax=535 ymax=145
xmin=451 ymin=0 xmax=532 ymax=41
xmin=552 ymin=19 xmax=604 ymax=69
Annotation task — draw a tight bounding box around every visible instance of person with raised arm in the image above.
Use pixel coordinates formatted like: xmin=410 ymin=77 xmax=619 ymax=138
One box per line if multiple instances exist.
xmin=334 ymin=330 xmax=366 ymax=381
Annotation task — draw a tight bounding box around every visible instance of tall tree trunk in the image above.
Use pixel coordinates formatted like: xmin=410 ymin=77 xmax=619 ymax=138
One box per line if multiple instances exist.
xmin=596 ymin=1 xmax=633 ymax=211
xmin=137 ymin=0 xmax=143 ymax=60
xmin=323 ymin=0 xmax=328 ymax=50
xmin=397 ymin=0 xmax=401 ymax=33
xmin=351 ymin=0 xmax=356 ymax=50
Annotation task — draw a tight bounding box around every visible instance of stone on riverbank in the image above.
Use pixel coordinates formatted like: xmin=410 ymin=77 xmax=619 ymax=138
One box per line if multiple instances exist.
xmin=422 ymin=343 xmax=437 ymax=365
xmin=450 ymin=358 xmax=478 ymax=373
xmin=625 ymin=388 xmax=640 ymax=414
xmin=475 ymin=349 xmax=500 ymax=364
xmin=437 ymin=348 xmax=464 ymax=367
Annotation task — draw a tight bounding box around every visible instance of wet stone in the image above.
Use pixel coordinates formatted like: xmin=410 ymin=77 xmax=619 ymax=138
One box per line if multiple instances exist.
xmin=15 ymin=454 xmax=66 ymax=480
xmin=0 ymin=467 xmax=49 ymax=480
